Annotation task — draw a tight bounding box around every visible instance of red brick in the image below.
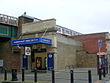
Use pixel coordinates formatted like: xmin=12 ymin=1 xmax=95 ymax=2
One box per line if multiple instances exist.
xmin=73 ymin=32 xmax=108 ymax=53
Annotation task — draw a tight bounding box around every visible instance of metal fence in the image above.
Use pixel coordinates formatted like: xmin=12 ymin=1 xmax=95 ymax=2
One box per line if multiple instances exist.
xmin=0 ymin=13 xmax=18 ymax=26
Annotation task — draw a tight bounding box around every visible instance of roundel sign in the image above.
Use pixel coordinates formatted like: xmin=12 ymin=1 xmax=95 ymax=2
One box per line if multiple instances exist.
xmin=48 ymin=54 xmax=52 ymax=58
xmin=25 ymin=47 xmax=31 ymax=56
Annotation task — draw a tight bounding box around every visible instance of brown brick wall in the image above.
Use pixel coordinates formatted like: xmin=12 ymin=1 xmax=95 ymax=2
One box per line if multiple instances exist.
xmin=0 ymin=41 xmax=21 ymax=71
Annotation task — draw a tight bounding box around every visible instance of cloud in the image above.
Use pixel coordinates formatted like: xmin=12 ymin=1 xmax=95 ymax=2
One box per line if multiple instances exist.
xmin=0 ymin=0 xmax=110 ymax=34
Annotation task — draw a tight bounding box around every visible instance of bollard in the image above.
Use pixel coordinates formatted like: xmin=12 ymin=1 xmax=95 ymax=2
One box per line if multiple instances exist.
xmin=34 ymin=68 xmax=37 ymax=82
xmin=4 ymin=69 xmax=7 ymax=81
xmin=12 ymin=69 xmax=18 ymax=81
xmin=70 ymin=70 xmax=74 ymax=83
xmin=99 ymin=69 xmax=102 ymax=80
xmin=103 ymin=67 xmax=106 ymax=77
xmin=88 ymin=70 xmax=92 ymax=83
xmin=52 ymin=70 xmax=55 ymax=83
xmin=22 ymin=68 xmax=24 ymax=82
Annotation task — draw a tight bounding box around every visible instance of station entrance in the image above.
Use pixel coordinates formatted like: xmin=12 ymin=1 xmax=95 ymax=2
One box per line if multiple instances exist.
xmin=32 ymin=45 xmax=47 ymax=70
xmin=11 ymin=37 xmax=54 ymax=71
xmin=35 ymin=52 xmax=47 ymax=70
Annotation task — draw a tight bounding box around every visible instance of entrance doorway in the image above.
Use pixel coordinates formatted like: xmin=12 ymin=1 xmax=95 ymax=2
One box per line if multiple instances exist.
xmin=36 ymin=57 xmax=42 ymax=69
xmin=34 ymin=52 xmax=47 ymax=70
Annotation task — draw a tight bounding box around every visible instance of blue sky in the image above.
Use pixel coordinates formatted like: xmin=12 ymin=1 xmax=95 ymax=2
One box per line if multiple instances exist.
xmin=0 ymin=0 xmax=110 ymax=34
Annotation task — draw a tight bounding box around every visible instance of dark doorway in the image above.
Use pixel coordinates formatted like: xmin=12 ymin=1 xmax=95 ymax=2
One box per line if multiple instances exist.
xmin=36 ymin=57 xmax=42 ymax=69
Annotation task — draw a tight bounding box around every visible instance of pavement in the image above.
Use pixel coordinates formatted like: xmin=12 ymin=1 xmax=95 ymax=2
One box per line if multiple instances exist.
xmin=0 ymin=68 xmax=110 ymax=83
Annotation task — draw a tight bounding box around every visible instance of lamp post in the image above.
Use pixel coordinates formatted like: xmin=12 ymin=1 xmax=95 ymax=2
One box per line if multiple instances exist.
xmin=97 ymin=40 xmax=103 ymax=76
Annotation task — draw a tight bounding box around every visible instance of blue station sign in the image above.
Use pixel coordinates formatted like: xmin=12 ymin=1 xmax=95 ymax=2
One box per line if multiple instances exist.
xmin=11 ymin=37 xmax=52 ymax=45
xmin=98 ymin=40 xmax=103 ymax=48
xmin=47 ymin=53 xmax=54 ymax=71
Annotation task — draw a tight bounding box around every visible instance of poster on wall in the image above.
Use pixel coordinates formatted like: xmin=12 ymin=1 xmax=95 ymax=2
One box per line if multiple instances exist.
xmin=25 ymin=47 xmax=31 ymax=56
xmin=0 ymin=59 xmax=3 ymax=67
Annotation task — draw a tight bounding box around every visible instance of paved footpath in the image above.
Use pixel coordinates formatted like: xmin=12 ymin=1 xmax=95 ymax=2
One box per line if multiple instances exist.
xmin=0 ymin=68 xmax=110 ymax=83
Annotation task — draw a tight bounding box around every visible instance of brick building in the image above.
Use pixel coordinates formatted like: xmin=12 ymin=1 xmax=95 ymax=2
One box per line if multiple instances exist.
xmin=1 ymin=13 xmax=106 ymax=71
xmin=73 ymin=32 xmax=110 ymax=68
xmin=14 ymin=15 xmax=83 ymax=71
xmin=0 ymin=14 xmax=84 ymax=71
xmin=0 ymin=14 xmax=19 ymax=71
xmin=73 ymin=32 xmax=110 ymax=54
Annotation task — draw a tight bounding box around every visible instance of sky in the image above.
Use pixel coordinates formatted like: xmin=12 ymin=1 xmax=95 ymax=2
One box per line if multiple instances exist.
xmin=0 ymin=0 xmax=110 ymax=34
